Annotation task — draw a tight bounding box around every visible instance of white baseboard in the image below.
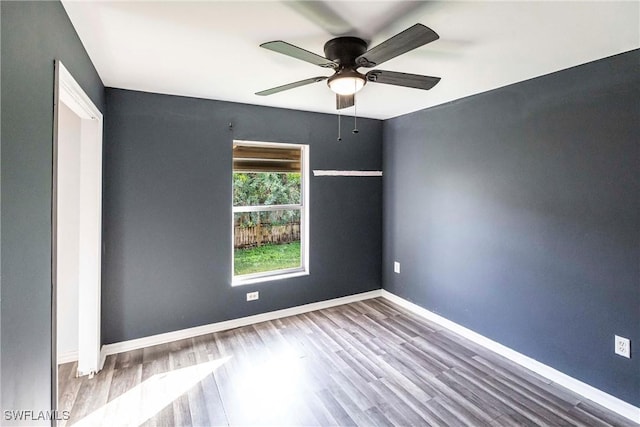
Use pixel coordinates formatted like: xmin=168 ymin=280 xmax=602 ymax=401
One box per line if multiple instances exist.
xmin=380 ymin=290 xmax=640 ymax=424
xmin=101 ymin=290 xmax=383 ymax=358
xmin=99 ymin=347 xmax=107 ymax=371
xmin=57 ymin=350 xmax=78 ymax=365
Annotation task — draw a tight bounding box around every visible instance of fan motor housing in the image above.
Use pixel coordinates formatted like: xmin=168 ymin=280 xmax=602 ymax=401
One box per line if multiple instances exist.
xmin=323 ymin=37 xmax=368 ymax=67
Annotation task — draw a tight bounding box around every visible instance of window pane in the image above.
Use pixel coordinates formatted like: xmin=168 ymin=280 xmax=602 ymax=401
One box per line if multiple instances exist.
xmin=234 ymin=210 xmax=301 ymax=276
xmin=233 ymin=172 xmax=301 ymax=207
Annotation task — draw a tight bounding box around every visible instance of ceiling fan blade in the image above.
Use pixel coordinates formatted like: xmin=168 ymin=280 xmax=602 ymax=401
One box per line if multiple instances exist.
xmin=366 ymin=70 xmax=441 ymax=90
xmin=336 ymin=94 xmax=354 ymax=110
xmin=356 ymin=24 xmax=439 ymax=68
xmin=256 ymin=76 xmax=328 ymax=96
xmin=285 ymin=1 xmax=355 ymax=36
xmin=260 ymin=41 xmax=337 ymax=69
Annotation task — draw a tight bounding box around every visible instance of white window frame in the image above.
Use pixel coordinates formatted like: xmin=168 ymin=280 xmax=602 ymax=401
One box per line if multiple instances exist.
xmin=232 ymin=140 xmax=310 ymax=286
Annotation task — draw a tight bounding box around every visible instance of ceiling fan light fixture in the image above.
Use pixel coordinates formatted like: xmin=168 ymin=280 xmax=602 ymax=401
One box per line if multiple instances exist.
xmin=327 ymin=71 xmax=366 ymax=95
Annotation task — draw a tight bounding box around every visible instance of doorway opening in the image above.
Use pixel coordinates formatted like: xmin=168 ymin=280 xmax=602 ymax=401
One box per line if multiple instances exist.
xmin=52 ymin=60 xmax=104 ymax=411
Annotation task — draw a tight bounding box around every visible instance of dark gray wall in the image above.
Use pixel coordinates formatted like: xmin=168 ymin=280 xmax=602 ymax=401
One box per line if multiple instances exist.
xmin=1 ymin=0 xmax=105 ymax=420
xmin=382 ymin=50 xmax=640 ymax=406
xmin=102 ymin=88 xmax=382 ymax=343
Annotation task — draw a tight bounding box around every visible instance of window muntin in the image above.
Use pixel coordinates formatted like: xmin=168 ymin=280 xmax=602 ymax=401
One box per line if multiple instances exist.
xmin=232 ymin=141 xmax=308 ymax=285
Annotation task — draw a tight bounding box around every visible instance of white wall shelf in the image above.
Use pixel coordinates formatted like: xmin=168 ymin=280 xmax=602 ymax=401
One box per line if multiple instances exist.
xmin=313 ymin=170 xmax=383 ymax=177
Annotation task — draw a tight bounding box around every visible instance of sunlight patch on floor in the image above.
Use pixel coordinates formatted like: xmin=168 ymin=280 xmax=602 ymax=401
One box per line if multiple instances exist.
xmin=234 ymin=347 xmax=306 ymax=417
xmin=73 ymin=356 xmax=231 ymax=426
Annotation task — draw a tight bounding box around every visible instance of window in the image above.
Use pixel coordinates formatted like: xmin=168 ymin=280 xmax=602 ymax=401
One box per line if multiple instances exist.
xmin=232 ymin=141 xmax=309 ymax=285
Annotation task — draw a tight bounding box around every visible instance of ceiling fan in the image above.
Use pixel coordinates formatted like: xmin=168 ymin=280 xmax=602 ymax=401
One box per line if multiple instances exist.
xmin=256 ymin=23 xmax=441 ymax=110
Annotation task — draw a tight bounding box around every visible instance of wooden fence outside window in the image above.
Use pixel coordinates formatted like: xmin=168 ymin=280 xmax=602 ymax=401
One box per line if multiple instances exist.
xmin=234 ymin=223 xmax=300 ymax=249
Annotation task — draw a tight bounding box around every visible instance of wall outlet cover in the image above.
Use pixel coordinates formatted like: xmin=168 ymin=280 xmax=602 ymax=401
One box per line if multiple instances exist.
xmin=394 ymin=261 xmax=401 ymax=274
xmin=615 ymin=335 xmax=631 ymax=358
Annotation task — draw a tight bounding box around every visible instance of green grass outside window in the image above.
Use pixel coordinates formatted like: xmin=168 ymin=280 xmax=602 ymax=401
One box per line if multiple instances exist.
xmin=234 ymin=242 xmax=301 ymax=276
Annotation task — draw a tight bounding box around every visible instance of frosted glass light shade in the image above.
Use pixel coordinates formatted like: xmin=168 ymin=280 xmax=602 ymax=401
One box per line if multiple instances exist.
xmin=328 ymin=74 xmax=366 ymax=95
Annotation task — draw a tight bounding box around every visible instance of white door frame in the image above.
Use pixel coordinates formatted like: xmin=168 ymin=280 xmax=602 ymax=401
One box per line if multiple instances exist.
xmin=52 ymin=60 xmax=103 ymax=386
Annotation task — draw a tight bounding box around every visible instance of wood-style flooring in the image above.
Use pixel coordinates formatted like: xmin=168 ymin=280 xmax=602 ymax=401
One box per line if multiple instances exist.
xmin=58 ymin=297 xmax=638 ymax=426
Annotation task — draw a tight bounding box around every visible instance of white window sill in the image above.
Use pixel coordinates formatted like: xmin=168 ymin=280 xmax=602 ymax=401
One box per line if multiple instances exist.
xmin=232 ymin=269 xmax=309 ymax=286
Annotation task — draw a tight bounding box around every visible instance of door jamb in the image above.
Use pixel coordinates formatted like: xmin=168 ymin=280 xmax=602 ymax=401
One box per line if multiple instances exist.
xmin=52 ymin=60 xmax=104 ymax=414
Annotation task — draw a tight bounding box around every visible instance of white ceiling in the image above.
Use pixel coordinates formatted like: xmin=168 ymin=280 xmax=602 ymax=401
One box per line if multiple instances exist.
xmin=62 ymin=1 xmax=639 ymax=120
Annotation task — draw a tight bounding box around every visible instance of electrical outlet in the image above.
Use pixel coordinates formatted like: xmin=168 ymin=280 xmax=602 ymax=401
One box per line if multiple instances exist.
xmin=246 ymin=291 xmax=259 ymax=302
xmin=615 ymin=335 xmax=631 ymax=358
xmin=394 ymin=261 xmax=401 ymax=274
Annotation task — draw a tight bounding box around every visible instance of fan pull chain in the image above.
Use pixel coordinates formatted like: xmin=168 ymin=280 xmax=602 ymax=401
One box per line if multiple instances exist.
xmin=352 ymin=84 xmax=359 ymax=134
xmin=337 ymin=109 xmax=342 ymax=141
